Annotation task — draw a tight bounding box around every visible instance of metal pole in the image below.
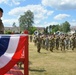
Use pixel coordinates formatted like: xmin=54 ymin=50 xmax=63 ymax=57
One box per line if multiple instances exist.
xmin=24 ymin=30 xmax=29 ymax=75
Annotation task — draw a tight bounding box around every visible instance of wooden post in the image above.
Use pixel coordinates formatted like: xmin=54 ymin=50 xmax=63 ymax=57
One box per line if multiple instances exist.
xmin=24 ymin=30 xmax=29 ymax=75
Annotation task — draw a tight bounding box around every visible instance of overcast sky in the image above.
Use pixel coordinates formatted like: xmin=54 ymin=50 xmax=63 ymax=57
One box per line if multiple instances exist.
xmin=0 ymin=0 xmax=76 ymax=27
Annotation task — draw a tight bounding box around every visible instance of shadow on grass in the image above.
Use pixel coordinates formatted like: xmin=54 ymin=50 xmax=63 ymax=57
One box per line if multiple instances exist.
xmin=20 ymin=67 xmax=24 ymax=70
xmin=19 ymin=61 xmax=32 ymax=70
xmin=29 ymin=68 xmax=46 ymax=72
xmin=29 ymin=61 xmax=32 ymax=65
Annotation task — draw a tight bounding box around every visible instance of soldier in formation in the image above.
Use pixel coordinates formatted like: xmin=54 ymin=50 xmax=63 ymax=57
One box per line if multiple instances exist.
xmin=59 ymin=34 xmax=66 ymax=51
xmin=55 ymin=35 xmax=60 ymax=50
xmin=36 ymin=35 xmax=42 ymax=53
xmin=45 ymin=35 xmax=49 ymax=50
xmin=70 ymin=34 xmax=76 ymax=50
xmin=30 ymin=35 xmax=33 ymax=42
xmin=33 ymin=33 xmax=76 ymax=53
xmin=49 ymin=35 xmax=55 ymax=52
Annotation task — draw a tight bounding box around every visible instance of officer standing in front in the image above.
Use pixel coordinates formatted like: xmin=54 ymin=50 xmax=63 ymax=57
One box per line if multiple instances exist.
xmin=0 ymin=7 xmax=4 ymax=34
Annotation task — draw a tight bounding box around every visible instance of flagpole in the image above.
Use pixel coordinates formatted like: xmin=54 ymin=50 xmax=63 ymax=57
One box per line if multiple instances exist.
xmin=24 ymin=30 xmax=29 ymax=75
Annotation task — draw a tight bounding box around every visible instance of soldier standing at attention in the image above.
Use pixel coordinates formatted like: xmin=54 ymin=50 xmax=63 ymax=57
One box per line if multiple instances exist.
xmin=49 ymin=35 xmax=55 ymax=52
xmin=0 ymin=7 xmax=4 ymax=34
xmin=55 ymin=35 xmax=60 ymax=50
xmin=60 ymin=34 xmax=65 ymax=51
xmin=71 ymin=34 xmax=75 ymax=50
xmin=30 ymin=35 xmax=32 ymax=42
xmin=65 ymin=35 xmax=69 ymax=50
xmin=36 ymin=35 xmax=42 ymax=53
xmin=45 ymin=35 xmax=49 ymax=50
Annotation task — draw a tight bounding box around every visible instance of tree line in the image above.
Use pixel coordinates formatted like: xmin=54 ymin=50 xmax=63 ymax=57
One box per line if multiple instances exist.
xmin=5 ymin=10 xmax=71 ymax=34
xmin=44 ymin=21 xmax=70 ymax=34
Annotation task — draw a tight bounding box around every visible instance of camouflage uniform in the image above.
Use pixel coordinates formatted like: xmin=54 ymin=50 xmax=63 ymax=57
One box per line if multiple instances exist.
xmin=33 ymin=36 xmax=37 ymax=46
xmin=36 ymin=35 xmax=42 ymax=53
xmin=55 ymin=36 xmax=60 ymax=50
xmin=0 ymin=19 xmax=4 ymax=34
xmin=74 ymin=34 xmax=76 ymax=48
xmin=71 ymin=35 xmax=75 ymax=50
xmin=30 ymin=35 xmax=32 ymax=42
xmin=75 ymin=36 xmax=76 ymax=48
xmin=65 ymin=35 xmax=69 ymax=50
xmin=60 ymin=35 xmax=65 ymax=51
xmin=49 ymin=36 xmax=55 ymax=52
xmin=69 ymin=35 xmax=72 ymax=48
xmin=42 ymin=37 xmax=45 ymax=49
xmin=45 ymin=36 xmax=49 ymax=50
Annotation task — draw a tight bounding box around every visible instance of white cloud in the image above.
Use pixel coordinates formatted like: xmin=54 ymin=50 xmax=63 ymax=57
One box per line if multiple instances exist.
xmin=8 ymin=5 xmax=54 ymax=25
xmin=34 ymin=21 xmax=59 ymax=27
xmin=2 ymin=5 xmax=54 ymax=27
xmin=9 ymin=5 xmax=54 ymax=17
xmin=11 ymin=0 xmax=20 ymax=5
xmin=42 ymin=0 xmax=76 ymax=10
xmin=0 ymin=0 xmax=25 ymax=6
xmin=72 ymin=19 xmax=76 ymax=22
xmin=70 ymin=20 xmax=76 ymax=26
xmin=0 ymin=0 xmax=7 ymax=4
xmin=47 ymin=11 xmax=54 ymax=16
xmin=54 ymin=14 xmax=70 ymax=20
xmin=3 ymin=19 xmax=19 ymax=27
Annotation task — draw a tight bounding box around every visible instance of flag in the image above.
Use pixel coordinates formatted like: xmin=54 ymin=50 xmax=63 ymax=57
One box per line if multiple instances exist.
xmin=0 ymin=34 xmax=27 ymax=75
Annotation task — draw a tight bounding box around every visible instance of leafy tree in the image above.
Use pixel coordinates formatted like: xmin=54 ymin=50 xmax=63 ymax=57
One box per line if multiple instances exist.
xmin=19 ymin=10 xmax=34 ymax=31
xmin=52 ymin=25 xmax=59 ymax=33
xmin=29 ymin=26 xmax=37 ymax=34
xmin=44 ymin=26 xmax=49 ymax=34
xmin=5 ymin=30 xmax=12 ymax=34
xmin=59 ymin=24 xmax=63 ymax=32
xmin=48 ymin=25 xmax=60 ymax=34
xmin=46 ymin=21 xmax=70 ymax=34
xmin=12 ymin=22 xmax=16 ymax=27
xmin=48 ymin=25 xmax=52 ymax=33
xmin=61 ymin=21 xmax=70 ymax=33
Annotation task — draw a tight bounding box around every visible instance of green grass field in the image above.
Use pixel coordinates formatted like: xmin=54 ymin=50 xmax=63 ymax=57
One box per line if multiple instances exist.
xmin=29 ymin=41 xmax=76 ymax=75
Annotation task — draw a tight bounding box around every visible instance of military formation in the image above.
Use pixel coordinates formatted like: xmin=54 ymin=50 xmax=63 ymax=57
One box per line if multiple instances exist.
xmin=32 ymin=33 xmax=76 ymax=53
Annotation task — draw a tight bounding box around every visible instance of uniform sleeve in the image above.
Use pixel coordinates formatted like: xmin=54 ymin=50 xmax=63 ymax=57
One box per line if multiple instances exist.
xmin=0 ymin=19 xmax=4 ymax=34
